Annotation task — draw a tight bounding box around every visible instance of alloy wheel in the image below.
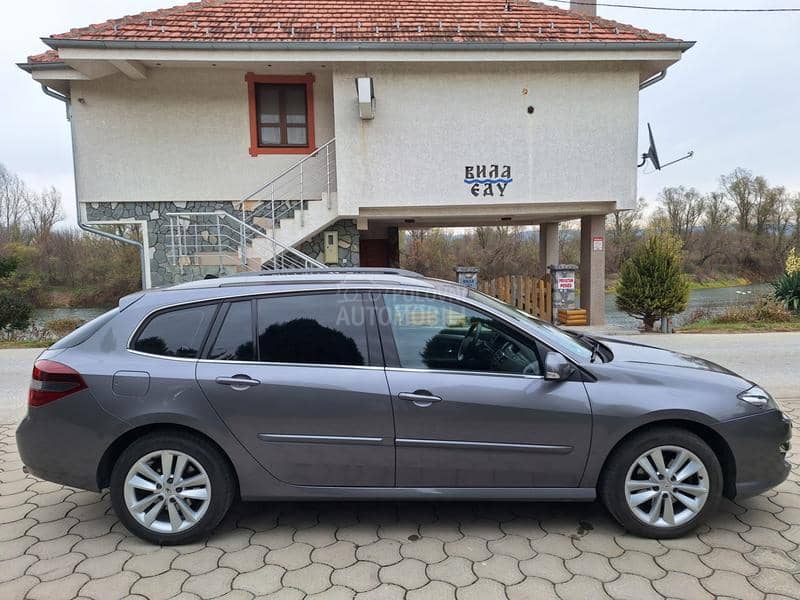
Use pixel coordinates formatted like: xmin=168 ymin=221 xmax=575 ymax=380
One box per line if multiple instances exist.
xmin=123 ymin=450 xmax=211 ymax=534
xmin=624 ymin=445 xmax=709 ymax=528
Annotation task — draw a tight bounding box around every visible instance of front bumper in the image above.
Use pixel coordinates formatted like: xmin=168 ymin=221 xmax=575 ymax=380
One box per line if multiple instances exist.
xmin=16 ymin=390 xmax=129 ymax=491
xmin=717 ymin=409 xmax=793 ymax=499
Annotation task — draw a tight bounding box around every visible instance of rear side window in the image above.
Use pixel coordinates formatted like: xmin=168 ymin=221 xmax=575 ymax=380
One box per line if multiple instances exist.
xmin=208 ymin=301 xmax=255 ymax=361
xmin=50 ymin=308 xmax=120 ymax=349
xmin=133 ymin=304 xmax=217 ymax=358
xmin=256 ymin=293 xmax=368 ymax=366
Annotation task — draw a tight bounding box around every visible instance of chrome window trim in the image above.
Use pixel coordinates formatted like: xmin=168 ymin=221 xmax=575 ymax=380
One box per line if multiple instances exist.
xmin=385 ymin=367 xmax=544 ymax=381
xmin=204 ymin=359 xmax=384 ymax=371
xmin=126 ymin=349 xmax=202 ymax=363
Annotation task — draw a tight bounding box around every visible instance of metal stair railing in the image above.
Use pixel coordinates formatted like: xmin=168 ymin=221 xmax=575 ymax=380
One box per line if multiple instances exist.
xmin=167 ymin=211 xmax=327 ymax=274
xmin=239 ymin=139 xmax=336 ymax=248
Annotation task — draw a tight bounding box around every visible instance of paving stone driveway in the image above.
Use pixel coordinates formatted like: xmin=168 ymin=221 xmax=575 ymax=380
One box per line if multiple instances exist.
xmin=1 ymin=405 xmax=799 ymax=600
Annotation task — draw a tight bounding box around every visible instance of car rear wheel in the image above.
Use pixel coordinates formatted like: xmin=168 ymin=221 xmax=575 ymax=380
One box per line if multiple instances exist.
xmin=110 ymin=431 xmax=235 ymax=545
xmin=600 ymin=427 xmax=723 ymax=538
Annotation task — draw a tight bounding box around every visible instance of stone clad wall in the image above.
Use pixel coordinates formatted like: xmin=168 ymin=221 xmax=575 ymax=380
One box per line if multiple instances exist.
xmin=297 ymin=220 xmax=360 ymax=267
xmin=83 ymin=202 xmax=360 ymax=287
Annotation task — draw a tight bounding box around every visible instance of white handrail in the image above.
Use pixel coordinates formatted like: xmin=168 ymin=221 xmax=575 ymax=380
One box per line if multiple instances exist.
xmin=241 ymin=138 xmax=336 ymax=203
xmin=167 ymin=211 xmax=327 ymax=270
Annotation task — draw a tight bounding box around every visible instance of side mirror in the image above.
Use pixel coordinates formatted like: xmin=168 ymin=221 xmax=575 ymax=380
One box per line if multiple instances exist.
xmin=544 ymin=352 xmax=575 ymax=381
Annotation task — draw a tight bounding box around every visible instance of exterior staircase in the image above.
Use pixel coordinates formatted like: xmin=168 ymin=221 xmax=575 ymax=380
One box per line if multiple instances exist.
xmin=167 ymin=139 xmax=339 ymax=275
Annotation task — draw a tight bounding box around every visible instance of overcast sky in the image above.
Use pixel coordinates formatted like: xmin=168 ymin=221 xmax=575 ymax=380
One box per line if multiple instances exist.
xmin=1 ymin=0 xmax=798 ymax=225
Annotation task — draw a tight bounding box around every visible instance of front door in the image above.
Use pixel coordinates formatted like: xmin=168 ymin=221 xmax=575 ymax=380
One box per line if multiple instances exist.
xmin=378 ymin=292 xmax=592 ymax=488
xmin=196 ymin=292 xmax=394 ymax=487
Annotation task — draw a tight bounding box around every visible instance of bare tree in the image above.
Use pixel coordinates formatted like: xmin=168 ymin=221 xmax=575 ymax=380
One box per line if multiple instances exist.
xmin=0 ymin=163 xmax=30 ymax=241
xmin=657 ymin=186 xmax=705 ymax=241
xmin=607 ymin=198 xmax=645 ymax=272
xmin=27 ymin=186 xmax=63 ymax=245
xmin=720 ymin=168 xmax=754 ymax=232
xmin=792 ymin=194 xmax=800 ymax=250
xmin=703 ymin=192 xmax=732 ymax=233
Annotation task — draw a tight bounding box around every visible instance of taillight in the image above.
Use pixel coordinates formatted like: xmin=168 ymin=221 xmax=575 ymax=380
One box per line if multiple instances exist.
xmin=28 ymin=360 xmax=87 ymax=407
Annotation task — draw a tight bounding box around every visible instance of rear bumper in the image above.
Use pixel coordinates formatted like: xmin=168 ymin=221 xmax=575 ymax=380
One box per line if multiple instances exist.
xmin=717 ymin=409 xmax=792 ymax=499
xmin=16 ymin=390 xmax=128 ymax=491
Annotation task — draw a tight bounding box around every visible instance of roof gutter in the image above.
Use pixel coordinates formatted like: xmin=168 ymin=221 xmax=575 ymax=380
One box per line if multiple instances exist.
xmin=39 ymin=84 xmax=148 ymax=291
xmin=639 ymin=68 xmax=668 ymax=91
xmin=42 ymin=38 xmax=695 ymax=53
xmin=17 ymin=61 xmax=68 ymax=73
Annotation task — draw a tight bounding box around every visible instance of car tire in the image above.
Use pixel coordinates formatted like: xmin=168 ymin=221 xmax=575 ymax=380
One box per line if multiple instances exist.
xmin=110 ymin=430 xmax=235 ymax=545
xmin=600 ymin=427 xmax=723 ymax=539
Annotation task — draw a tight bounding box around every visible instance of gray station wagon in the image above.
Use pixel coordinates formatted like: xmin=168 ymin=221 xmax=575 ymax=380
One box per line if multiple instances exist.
xmin=17 ymin=268 xmax=791 ymax=544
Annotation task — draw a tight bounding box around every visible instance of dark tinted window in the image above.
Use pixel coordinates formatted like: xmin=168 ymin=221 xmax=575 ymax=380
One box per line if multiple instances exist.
xmin=257 ymin=294 xmax=368 ymax=366
xmin=383 ymin=293 xmax=541 ymax=375
xmin=208 ymin=301 xmax=255 ymax=361
xmin=133 ymin=304 xmax=217 ymax=358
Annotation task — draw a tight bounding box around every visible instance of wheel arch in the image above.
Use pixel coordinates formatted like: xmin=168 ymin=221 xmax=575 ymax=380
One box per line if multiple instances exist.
xmin=597 ymin=419 xmax=737 ymax=499
xmin=96 ymin=423 xmax=240 ymax=496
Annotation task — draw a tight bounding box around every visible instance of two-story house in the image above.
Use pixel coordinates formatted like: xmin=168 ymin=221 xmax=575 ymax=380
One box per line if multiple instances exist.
xmin=19 ymin=0 xmax=692 ymax=324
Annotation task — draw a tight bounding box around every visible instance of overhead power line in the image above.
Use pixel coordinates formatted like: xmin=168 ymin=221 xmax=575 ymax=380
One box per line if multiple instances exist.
xmin=548 ymin=0 xmax=800 ymax=12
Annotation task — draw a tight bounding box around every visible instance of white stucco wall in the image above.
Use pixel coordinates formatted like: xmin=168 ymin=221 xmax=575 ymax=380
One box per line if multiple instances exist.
xmin=69 ymin=61 xmax=639 ymax=214
xmin=70 ymin=67 xmax=335 ymax=203
xmin=333 ymin=62 xmax=640 ymax=214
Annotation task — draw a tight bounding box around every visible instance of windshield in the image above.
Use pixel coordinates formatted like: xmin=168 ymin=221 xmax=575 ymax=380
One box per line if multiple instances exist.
xmin=467 ymin=289 xmax=593 ymax=361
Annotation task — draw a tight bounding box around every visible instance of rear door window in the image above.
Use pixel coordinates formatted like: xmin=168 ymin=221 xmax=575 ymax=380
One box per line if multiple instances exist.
xmin=207 ymin=301 xmax=255 ymax=361
xmin=133 ymin=304 xmax=217 ymax=358
xmin=256 ymin=293 xmax=369 ymax=366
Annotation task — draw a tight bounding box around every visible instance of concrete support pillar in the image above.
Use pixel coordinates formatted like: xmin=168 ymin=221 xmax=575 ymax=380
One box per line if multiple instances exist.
xmin=539 ymin=222 xmax=559 ymax=276
xmin=580 ymin=215 xmax=606 ymax=325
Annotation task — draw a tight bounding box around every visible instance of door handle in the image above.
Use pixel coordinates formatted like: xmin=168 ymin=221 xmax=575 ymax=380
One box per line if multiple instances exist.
xmin=398 ymin=391 xmax=443 ymax=407
xmin=215 ymin=375 xmax=261 ymax=390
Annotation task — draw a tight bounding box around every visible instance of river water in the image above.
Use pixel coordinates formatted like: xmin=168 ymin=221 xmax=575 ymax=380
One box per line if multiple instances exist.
xmin=604 ymin=283 xmax=772 ymax=330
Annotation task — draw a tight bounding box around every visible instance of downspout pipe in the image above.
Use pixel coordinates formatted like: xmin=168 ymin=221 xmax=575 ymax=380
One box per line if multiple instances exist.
xmin=639 ymin=69 xmax=668 ymax=91
xmin=41 ymin=84 xmax=148 ymax=290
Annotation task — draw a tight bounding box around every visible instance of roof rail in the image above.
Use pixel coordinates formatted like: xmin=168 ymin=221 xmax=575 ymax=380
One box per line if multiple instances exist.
xmin=228 ymin=268 xmax=425 ymax=279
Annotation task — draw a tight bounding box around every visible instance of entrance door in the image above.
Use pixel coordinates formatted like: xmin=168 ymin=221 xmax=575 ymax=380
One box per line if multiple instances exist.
xmin=196 ymin=293 xmax=394 ymax=487
xmin=378 ymin=292 xmax=592 ymax=488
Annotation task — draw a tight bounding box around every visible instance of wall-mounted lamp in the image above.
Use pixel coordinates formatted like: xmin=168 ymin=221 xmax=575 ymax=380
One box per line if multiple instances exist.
xmin=356 ymin=77 xmax=375 ymax=120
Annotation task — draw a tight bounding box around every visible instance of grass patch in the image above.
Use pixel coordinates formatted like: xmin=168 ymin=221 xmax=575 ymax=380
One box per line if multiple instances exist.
xmin=0 ymin=340 xmax=55 ymax=349
xmin=688 ymin=276 xmax=751 ymax=290
xmin=679 ymin=320 xmax=800 ymax=333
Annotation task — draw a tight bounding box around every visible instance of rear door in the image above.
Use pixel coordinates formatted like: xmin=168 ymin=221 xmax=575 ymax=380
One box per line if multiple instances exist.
xmin=378 ymin=292 xmax=592 ymax=488
xmin=196 ymin=292 xmax=395 ymax=487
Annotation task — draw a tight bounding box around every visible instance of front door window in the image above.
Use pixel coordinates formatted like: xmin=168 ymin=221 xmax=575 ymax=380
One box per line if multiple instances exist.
xmin=382 ymin=293 xmax=542 ymax=376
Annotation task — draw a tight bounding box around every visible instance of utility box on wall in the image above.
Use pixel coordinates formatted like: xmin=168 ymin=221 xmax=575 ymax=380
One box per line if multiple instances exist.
xmin=324 ymin=230 xmax=339 ymax=264
xmin=455 ymin=266 xmax=480 ymax=289
xmin=549 ymin=264 xmax=578 ymax=318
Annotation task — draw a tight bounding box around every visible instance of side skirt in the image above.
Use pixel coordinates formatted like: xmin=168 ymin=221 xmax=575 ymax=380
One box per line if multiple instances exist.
xmin=242 ymin=487 xmax=597 ymax=502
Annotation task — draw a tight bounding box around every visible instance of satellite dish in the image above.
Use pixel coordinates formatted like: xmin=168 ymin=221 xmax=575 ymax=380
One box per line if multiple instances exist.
xmin=638 ymin=123 xmax=694 ymax=170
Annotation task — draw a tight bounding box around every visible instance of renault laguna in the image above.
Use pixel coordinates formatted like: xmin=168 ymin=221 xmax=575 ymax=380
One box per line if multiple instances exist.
xmin=17 ymin=269 xmax=791 ymax=544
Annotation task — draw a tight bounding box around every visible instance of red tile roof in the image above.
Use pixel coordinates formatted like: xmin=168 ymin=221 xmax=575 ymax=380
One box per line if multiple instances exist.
xmin=27 ymin=0 xmax=684 ymax=64
xmin=27 ymin=50 xmax=62 ymax=64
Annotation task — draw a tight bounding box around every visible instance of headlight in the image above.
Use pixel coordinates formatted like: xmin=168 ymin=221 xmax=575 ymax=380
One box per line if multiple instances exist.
xmin=738 ymin=385 xmax=779 ymax=410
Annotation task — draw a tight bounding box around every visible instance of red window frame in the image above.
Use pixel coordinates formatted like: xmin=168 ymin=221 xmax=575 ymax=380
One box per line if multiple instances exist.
xmin=246 ymin=73 xmax=316 ymax=156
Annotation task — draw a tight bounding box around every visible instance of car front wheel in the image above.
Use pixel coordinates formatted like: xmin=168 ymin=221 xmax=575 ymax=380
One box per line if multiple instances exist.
xmin=600 ymin=427 xmax=723 ymax=538
xmin=110 ymin=431 xmax=235 ymax=545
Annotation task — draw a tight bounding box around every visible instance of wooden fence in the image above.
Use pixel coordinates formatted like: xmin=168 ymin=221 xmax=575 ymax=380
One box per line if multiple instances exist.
xmin=478 ymin=275 xmax=552 ymax=323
